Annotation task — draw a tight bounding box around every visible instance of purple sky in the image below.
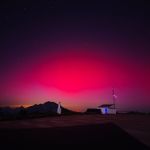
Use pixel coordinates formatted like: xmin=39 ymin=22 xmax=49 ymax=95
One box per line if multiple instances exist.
xmin=0 ymin=0 xmax=150 ymax=112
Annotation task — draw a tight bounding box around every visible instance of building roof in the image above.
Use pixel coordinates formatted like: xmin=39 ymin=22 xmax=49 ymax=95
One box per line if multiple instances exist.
xmin=98 ymin=104 xmax=114 ymax=108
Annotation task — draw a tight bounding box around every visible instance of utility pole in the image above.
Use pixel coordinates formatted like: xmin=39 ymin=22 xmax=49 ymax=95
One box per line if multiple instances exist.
xmin=112 ymin=88 xmax=117 ymax=109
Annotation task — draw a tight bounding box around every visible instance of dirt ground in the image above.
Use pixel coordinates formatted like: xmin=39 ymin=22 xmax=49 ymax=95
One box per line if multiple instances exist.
xmin=0 ymin=114 xmax=150 ymax=146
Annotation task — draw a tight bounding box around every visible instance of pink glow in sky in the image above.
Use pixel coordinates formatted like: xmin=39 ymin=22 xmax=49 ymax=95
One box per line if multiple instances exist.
xmin=0 ymin=43 xmax=150 ymax=112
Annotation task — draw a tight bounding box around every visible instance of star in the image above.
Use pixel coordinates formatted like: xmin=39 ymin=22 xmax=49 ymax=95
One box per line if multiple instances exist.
xmin=23 ymin=7 xmax=27 ymax=12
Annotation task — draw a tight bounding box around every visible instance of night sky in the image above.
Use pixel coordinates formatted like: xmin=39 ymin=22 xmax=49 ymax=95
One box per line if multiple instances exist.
xmin=0 ymin=0 xmax=150 ymax=112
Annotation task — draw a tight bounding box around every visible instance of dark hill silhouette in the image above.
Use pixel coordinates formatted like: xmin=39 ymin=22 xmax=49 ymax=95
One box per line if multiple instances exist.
xmin=27 ymin=101 xmax=58 ymax=114
xmin=27 ymin=101 xmax=75 ymax=115
xmin=0 ymin=101 xmax=77 ymax=120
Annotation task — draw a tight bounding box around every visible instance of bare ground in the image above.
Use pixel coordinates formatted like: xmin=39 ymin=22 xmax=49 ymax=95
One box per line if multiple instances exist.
xmin=0 ymin=114 xmax=150 ymax=147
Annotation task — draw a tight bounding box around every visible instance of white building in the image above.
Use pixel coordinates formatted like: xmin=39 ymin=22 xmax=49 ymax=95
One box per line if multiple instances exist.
xmin=98 ymin=104 xmax=117 ymax=115
xmin=98 ymin=88 xmax=117 ymax=115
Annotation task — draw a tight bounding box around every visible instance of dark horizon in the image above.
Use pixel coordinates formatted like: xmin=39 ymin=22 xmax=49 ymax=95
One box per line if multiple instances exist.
xmin=0 ymin=100 xmax=149 ymax=113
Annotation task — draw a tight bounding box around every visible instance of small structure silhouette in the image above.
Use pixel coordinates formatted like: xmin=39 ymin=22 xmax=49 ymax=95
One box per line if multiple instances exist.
xmin=98 ymin=88 xmax=117 ymax=114
xmin=98 ymin=104 xmax=116 ymax=114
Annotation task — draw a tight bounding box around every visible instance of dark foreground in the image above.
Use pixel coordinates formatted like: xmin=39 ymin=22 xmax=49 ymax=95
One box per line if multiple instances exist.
xmin=0 ymin=123 xmax=149 ymax=149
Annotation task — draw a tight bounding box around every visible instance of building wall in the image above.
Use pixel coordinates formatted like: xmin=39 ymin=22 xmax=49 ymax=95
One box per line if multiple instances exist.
xmin=100 ymin=108 xmax=116 ymax=114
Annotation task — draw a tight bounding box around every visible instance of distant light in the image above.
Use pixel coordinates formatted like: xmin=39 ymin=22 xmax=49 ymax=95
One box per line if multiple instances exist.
xmin=104 ymin=107 xmax=108 ymax=114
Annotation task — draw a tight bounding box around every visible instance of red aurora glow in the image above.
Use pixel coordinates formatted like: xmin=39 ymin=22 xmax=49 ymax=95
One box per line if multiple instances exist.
xmin=0 ymin=44 xmax=150 ymax=111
